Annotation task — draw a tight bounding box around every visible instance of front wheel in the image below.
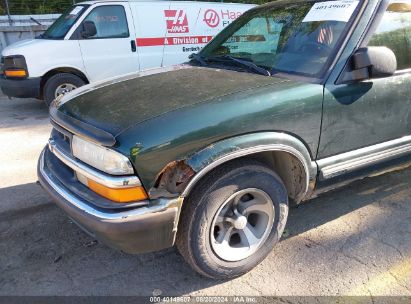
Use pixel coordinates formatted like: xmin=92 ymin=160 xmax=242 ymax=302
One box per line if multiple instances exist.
xmin=176 ymin=159 xmax=289 ymax=279
xmin=43 ymin=73 xmax=86 ymax=106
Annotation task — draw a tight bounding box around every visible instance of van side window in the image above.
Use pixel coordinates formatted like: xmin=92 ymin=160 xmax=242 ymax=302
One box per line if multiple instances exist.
xmin=82 ymin=5 xmax=129 ymax=39
xmin=222 ymin=17 xmax=283 ymax=55
xmin=368 ymin=1 xmax=411 ymax=70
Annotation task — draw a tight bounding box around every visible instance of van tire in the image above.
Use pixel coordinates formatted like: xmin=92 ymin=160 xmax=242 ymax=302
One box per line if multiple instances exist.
xmin=176 ymin=159 xmax=289 ymax=279
xmin=43 ymin=73 xmax=85 ymax=106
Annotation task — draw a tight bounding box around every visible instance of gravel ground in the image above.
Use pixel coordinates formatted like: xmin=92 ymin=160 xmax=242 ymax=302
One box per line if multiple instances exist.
xmin=0 ymin=95 xmax=410 ymax=298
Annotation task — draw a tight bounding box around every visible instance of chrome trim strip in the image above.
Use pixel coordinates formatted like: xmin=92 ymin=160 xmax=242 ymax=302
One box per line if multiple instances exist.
xmin=48 ymin=139 xmax=141 ymax=189
xmin=317 ymin=136 xmax=411 ymax=179
xmin=394 ymin=68 xmax=411 ymax=75
xmin=39 ymin=149 xmax=180 ymax=221
xmin=182 ymin=143 xmax=317 ymax=202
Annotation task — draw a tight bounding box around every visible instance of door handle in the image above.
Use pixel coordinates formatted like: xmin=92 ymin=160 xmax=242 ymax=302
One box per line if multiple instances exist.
xmin=130 ymin=40 xmax=136 ymax=52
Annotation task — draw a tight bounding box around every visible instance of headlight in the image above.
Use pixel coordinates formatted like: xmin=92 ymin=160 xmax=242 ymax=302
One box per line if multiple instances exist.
xmin=2 ymin=55 xmax=28 ymax=78
xmin=72 ymin=136 xmax=134 ymax=175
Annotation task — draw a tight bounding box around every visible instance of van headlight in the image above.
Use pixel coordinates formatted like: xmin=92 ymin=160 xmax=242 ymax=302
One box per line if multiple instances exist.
xmin=2 ymin=55 xmax=28 ymax=78
xmin=72 ymin=136 xmax=134 ymax=175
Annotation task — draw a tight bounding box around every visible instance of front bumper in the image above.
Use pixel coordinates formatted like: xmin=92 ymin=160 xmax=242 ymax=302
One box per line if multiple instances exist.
xmin=37 ymin=147 xmax=182 ymax=254
xmin=0 ymin=75 xmax=41 ymax=99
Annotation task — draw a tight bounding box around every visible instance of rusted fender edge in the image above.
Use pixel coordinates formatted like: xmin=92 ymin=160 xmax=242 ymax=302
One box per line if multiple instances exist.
xmin=181 ymin=132 xmax=318 ymax=201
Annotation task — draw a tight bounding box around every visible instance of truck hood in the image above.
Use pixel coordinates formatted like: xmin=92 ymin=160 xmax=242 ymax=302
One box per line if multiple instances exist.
xmin=56 ymin=65 xmax=289 ymax=140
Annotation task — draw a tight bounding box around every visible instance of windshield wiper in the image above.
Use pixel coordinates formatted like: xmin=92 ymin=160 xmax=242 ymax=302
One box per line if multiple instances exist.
xmin=190 ymin=53 xmax=271 ymax=76
xmin=207 ymin=55 xmax=271 ymax=76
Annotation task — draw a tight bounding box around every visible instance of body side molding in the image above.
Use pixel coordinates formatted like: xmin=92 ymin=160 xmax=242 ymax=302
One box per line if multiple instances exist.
xmin=317 ymin=135 xmax=411 ymax=180
xmin=182 ymin=132 xmax=318 ymax=202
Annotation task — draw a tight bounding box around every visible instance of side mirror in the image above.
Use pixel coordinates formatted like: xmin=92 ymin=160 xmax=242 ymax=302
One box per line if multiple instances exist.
xmin=81 ymin=21 xmax=97 ymax=39
xmin=342 ymin=47 xmax=397 ymax=82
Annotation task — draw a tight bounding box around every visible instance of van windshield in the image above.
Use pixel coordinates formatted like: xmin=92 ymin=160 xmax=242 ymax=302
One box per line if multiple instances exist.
xmin=39 ymin=5 xmax=88 ymax=39
xmin=198 ymin=0 xmax=362 ymax=78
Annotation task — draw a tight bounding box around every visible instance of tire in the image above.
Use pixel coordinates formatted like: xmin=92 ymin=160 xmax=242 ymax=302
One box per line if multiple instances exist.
xmin=43 ymin=73 xmax=86 ymax=106
xmin=176 ymin=159 xmax=289 ymax=279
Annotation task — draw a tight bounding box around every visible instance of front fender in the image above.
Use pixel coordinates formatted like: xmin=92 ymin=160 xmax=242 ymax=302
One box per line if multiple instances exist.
xmin=182 ymin=132 xmax=318 ymax=199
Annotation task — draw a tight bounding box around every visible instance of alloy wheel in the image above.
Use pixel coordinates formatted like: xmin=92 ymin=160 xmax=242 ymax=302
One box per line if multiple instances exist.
xmin=210 ymin=188 xmax=275 ymax=262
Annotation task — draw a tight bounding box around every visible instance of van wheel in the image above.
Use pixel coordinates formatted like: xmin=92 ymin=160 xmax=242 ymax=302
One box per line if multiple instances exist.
xmin=176 ymin=159 xmax=289 ymax=279
xmin=44 ymin=73 xmax=85 ymax=106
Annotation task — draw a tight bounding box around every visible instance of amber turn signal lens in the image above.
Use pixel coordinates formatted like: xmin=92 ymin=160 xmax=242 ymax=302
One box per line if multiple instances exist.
xmin=87 ymin=179 xmax=148 ymax=203
xmin=5 ymin=69 xmax=27 ymax=78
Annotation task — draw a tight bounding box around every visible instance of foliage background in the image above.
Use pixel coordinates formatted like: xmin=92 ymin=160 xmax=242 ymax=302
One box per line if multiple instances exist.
xmin=0 ymin=0 xmax=269 ymax=15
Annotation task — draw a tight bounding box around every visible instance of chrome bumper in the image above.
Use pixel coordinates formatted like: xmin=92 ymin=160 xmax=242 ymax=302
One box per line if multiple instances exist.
xmin=38 ymin=147 xmax=183 ymax=253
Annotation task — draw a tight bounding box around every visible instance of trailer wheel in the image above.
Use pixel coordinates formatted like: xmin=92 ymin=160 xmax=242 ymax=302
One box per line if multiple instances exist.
xmin=44 ymin=73 xmax=85 ymax=106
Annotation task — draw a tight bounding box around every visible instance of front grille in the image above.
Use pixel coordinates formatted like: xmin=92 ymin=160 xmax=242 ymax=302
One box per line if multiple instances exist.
xmin=50 ymin=127 xmax=76 ymax=182
xmin=51 ymin=126 xmax=72 ymax=156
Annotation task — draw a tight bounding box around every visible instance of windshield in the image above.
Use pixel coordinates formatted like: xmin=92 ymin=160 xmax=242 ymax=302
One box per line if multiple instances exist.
xmin=40 ymin=5 xmax=88 ymax=39
xmin=199 ymin=0 xmax=361 ymax=78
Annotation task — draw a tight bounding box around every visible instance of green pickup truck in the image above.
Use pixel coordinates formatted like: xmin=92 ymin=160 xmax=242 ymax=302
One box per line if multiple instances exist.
xmin=38 ymin=0 xmax=411 ymax=279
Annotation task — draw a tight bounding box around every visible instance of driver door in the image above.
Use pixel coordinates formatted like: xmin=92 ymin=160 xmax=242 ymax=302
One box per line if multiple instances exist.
xmin=76 ymin=3 xmax=139 ymax=82
xmin=317 ymin=0 xmax=411 ymax=179
xmin=318 ymin=1 xmax=411 ymax=159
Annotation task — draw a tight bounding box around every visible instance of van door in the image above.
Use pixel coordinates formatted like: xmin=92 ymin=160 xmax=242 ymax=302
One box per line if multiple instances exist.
xmin=162 ymin=3 xmax=255 ymax=66
xmin=132 ymin=1 xmax=171 ymax=70
xmin=75 ymin=3 xmax=139 ymax=82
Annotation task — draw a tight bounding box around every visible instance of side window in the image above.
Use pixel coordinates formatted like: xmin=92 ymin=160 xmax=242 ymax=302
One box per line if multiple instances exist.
xmin=82 ymin=5 xmax=129 ymax=39
xmin=368 ymin=1 xmax=411 ymax=70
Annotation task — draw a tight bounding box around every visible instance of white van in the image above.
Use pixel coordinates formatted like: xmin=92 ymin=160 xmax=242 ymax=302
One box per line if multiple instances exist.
xmin=0 ymin=0 xmax=254 ymax=105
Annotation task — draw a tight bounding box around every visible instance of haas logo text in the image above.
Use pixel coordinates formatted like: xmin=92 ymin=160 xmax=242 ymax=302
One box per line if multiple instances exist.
xmin=164 ymin=10 xmax=189 ymax=33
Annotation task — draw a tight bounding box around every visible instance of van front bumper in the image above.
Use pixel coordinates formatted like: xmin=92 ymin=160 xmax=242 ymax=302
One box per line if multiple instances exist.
xmin=37 ymin=147 xmax=182 ymax=254
xmin=0 ymin=76 xmax=41 ymax=99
